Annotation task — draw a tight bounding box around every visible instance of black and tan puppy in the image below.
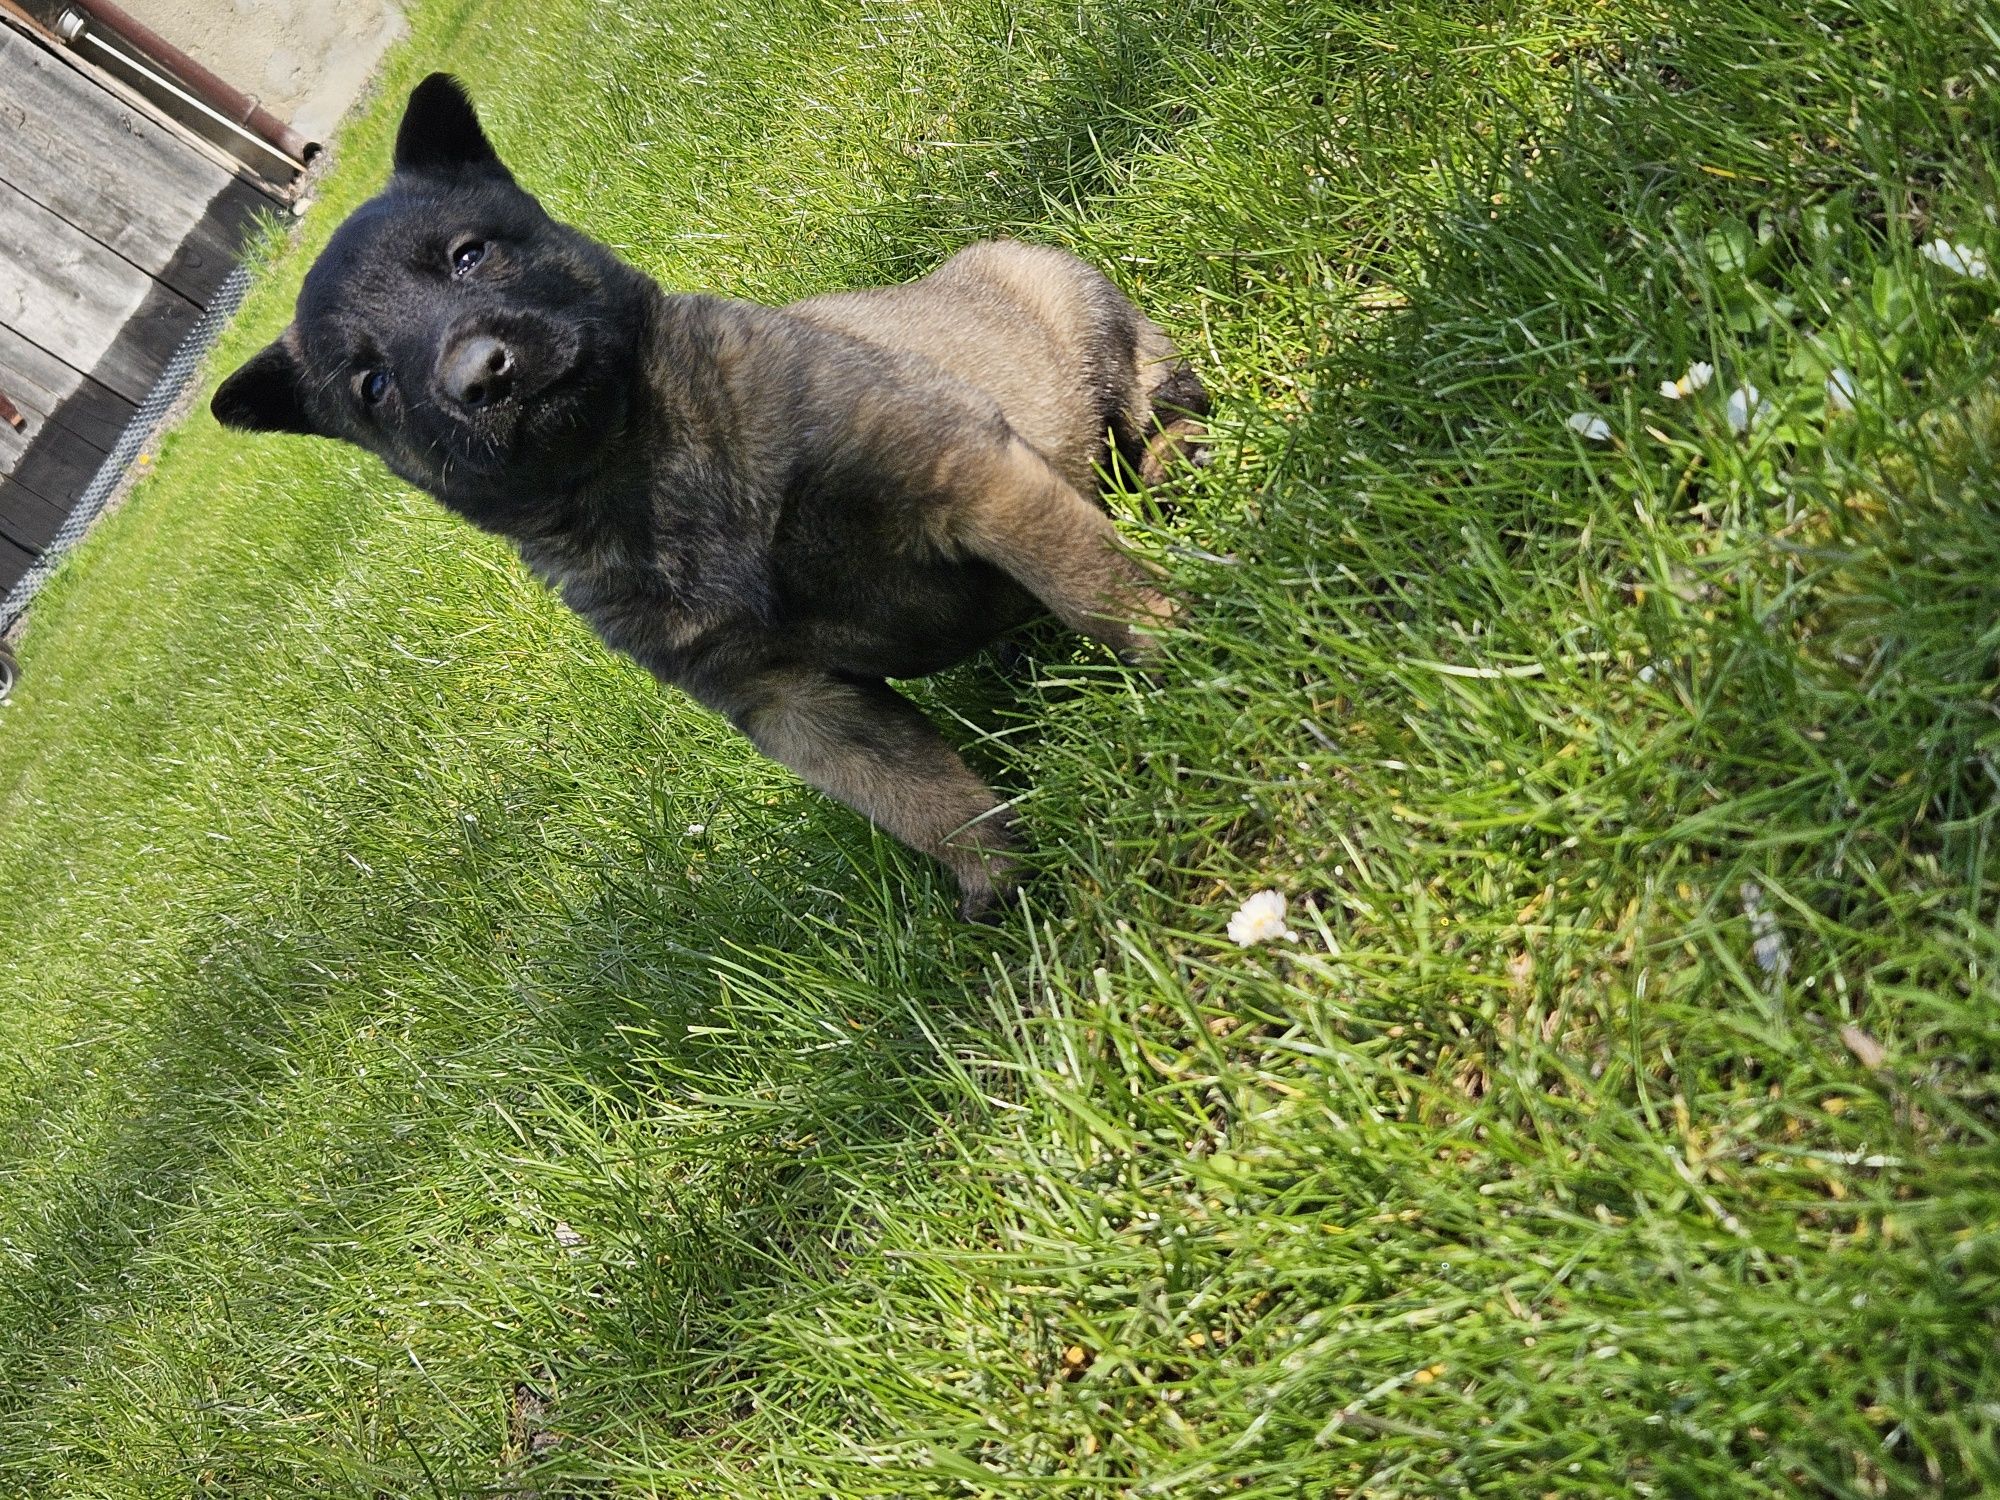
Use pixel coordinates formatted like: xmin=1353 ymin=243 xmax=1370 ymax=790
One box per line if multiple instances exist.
xmin=214 ymin=75 xmax=1207 ymax=918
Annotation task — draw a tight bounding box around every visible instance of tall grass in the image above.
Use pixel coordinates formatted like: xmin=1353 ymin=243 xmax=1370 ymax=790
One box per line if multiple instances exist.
xmin=3 ymin=0 xmax=1998 ymax=1494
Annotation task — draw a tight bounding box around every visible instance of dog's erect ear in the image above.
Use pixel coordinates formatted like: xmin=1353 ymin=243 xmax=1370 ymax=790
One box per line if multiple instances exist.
xmin=393 ymin=73 xmax=514 ymax=182
xmin=211 ymin=335 xmax=317 ymax=437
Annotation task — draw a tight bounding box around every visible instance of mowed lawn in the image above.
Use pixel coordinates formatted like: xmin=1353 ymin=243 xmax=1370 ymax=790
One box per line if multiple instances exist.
xmin=3 ymin=0 xmax=1999 ymax=1493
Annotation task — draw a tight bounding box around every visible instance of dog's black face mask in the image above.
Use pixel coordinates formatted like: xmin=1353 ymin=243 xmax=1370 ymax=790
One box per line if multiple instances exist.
xmin=213 ymin=75 xmax=649 ymax=528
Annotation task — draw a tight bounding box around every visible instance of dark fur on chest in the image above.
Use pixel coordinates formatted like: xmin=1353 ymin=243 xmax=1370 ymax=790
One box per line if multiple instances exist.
xmin=212 ymin=74 xmax=1207 ymax=919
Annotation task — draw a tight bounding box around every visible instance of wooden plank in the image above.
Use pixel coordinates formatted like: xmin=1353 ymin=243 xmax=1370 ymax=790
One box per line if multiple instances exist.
xmin=111 ymin=278 xmax=204 ymax=397
xmin=0 ymin=179 xmax=199 ymax=404
xmin=0 ymin=321 xmax=134 ymax=452
xmin=0 ymin=523 xmax=33 ymax=592
xmin=0 ymin=398 xmax=45 ymax=474
xmin=1 ymin=416 xmax=104 ymax=526
xmin=29 ymin=373 xmax=128 ymax=452
xmin=160 ymin=176 xmax=272 ymax=308
xmin=0 ymin=27 xmax=239 ymax=305
xmin=0 ymin=320 xmax=84 ymax=414
xmin=0 ymin=473 xmax=70 ymax=552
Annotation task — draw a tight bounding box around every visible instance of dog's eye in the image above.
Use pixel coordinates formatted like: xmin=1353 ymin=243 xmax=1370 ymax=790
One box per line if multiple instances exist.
xmin=450 ymin=240 xmax=488 ymax=276
xmin=361 ymin=369 xmax=391 ymax=405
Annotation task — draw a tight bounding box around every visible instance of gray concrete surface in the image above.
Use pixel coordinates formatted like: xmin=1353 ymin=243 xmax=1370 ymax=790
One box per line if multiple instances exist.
xmin=116 ymin=0 xmax=405 ymax=143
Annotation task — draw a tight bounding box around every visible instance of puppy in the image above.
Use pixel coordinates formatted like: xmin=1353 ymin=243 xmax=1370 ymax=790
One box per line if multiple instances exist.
xmin=214 ymin=75 xmax=1208 ymax=918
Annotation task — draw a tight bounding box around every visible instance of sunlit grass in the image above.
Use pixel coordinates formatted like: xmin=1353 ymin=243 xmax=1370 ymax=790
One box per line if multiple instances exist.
xmin=2 ymin=0 xmax=1998 ymax=1494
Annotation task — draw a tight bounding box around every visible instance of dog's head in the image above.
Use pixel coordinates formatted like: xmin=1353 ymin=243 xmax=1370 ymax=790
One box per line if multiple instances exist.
xmin=213 ymin=75 xmax=649 ymax=527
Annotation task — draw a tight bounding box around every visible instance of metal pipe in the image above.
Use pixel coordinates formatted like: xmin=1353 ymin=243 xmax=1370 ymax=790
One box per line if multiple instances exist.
xmin=56 ymin=13 xmax=302 ymax=177
xmin=57 ymin=0 xmax=318 ymax=164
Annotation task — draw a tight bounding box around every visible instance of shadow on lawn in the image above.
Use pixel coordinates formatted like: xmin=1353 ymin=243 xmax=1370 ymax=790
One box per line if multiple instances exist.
xmin=0 ymin=880 xmax=471 ymax=1462
xmin=0 ymin=795 xmax=986 ymax=1488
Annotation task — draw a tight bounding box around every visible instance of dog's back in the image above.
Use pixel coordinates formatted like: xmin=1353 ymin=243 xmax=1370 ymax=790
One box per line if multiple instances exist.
xmin=788 ymin=240 xmax=1204 ymax=493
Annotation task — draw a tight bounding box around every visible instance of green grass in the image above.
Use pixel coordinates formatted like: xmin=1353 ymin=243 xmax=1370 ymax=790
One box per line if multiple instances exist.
xmin=3 ymin=0 xmax=1999 ymax=1493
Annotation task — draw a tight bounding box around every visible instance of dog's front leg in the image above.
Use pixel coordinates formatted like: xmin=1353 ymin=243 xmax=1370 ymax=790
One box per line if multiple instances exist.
xmin=943 ymin=437 xmax=1174 ymax=664
xmin=689 ymin=661 xmax=1019 ymax=919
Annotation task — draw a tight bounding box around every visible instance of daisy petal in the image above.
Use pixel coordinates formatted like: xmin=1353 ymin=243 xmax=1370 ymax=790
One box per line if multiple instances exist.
xmin=1724 ymin=384 xmax=1768 ymax=435
xmin=1227 ymin=890 xmax=1299 ymax=947
xmin=1919 ymin=239 xmax=1990 ymax=279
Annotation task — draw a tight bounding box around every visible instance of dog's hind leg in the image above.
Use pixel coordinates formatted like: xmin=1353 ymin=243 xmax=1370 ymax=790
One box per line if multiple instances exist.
xmin=1128 ymin=317 xmax=1212 ymax=487
xmin=1137 ymin=363 xmax=1212 ymax=487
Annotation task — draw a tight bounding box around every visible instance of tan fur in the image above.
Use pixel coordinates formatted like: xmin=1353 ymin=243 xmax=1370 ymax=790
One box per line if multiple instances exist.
xmin=790 ymin=240 xmax=1182 ymax=496
xmin=733 ymin=667 xmax=1019 ymax=906
xmin=947 ymin=438 xmax=1174 ymax=660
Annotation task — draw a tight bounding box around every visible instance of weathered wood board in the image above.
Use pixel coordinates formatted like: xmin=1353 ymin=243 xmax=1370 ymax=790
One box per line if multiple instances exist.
xmin=0 ymin=528 xmax=33 ymax=590
xmin=0 ymin=322 xmax=133 ymax=451
xmin=0 ymin=185 xmax=206 ymax=405
xmin=0 ymin=18 xmax=280 ymax=595
xmin=0 ymin=26 xmax=249 ymax=305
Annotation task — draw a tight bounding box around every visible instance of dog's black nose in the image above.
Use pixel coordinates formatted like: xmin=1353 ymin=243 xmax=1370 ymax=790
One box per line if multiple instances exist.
xmin=440 ymin=334 xmax=515 ymax=408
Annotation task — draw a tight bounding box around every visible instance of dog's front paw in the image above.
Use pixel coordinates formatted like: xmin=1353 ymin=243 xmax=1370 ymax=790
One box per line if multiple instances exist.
xmin=957 ymin=881 xmax=1006 ymax=924
xmin=1113 ymin=588 xmax=1179 ymax=667
xmin=948 ymin=818 xmax=1019 ymax=923
xmin=955 ymin=858 xmax=1019 ymax=923
xmin=1135 ymin=587 xmax=1179 ymax=631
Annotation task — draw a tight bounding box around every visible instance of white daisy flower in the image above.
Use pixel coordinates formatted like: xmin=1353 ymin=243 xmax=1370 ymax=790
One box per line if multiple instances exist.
xmin=1825 ymin=367 xmax=1856 ymax=414
xmin=1658 ymin=361 xmax=1715 ymax=400
xmin=1919 ymin=239 xmax=1990 ymax=279
xmin=1723 ymin=384 xmax=1769 ymax=435
xmin=1227 ymin=889 xmax=1298 ymax=947
xmin=1566 ymin=411 xmax=1613 ymax=442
